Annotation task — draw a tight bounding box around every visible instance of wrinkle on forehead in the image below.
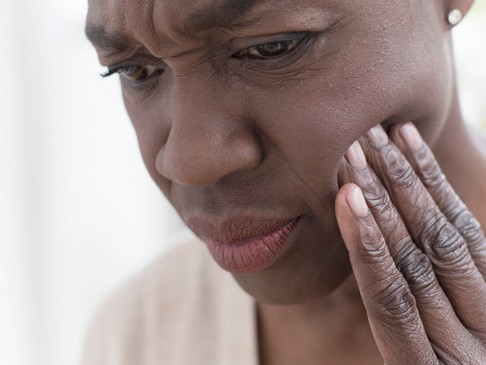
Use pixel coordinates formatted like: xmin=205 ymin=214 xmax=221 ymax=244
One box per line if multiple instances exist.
xmin=87 ymin=0 xmax=267 ymax=55
xmin=150 ymin=0 xmax=268 ymax=46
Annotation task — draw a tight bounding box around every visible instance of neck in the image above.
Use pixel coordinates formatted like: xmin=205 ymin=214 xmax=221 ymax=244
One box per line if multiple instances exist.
xmin=257 ymin=275 xmax=381 ymax=365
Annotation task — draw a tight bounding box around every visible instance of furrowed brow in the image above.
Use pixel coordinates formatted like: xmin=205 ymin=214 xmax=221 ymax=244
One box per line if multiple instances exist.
xmin=185 ymin=0 xmax=265 ymax=32
xmin=85 ymin=0 xmax=267 ymax=52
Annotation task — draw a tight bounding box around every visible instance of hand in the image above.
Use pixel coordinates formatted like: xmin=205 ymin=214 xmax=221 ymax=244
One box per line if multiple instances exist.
xmin=335 ymin=123 xmax=486 ymax=364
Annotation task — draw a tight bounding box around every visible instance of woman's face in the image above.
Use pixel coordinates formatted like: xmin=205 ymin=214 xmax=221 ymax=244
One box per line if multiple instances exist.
xmin=87 ymin=0 xmax=455 ymax=304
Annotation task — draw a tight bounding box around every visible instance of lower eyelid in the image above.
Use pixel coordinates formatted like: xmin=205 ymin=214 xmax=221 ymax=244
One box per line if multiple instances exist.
xmin=120 ymin=74 xmax=162 ymax=99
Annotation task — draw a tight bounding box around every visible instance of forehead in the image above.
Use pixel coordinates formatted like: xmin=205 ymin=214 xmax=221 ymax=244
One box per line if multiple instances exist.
xmin=87 ymin=0 xmax=271 ymax=42
xmin=88 ymin=0 xmax=266 ymax=57
xmin=86 ymin=0 xmax=339 ymax=58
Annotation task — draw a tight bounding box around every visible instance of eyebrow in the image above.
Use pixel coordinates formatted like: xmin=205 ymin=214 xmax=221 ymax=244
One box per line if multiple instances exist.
xmin=86 ymin=0 xmax=265 ymax=52
xmin=85 ymin=27 xmax=137 ymax=52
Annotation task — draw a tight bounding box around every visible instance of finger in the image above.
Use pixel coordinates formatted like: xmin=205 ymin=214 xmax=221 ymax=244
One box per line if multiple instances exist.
xmin=362 ymin=125 xmax=486 ymax=336
xmin=341 ymin=143 xmax=476 ymax=355
xmin=336 ymin=184 xmax=438 ymax=365
xmin=391 ymin=122 xmax=486 ymax=281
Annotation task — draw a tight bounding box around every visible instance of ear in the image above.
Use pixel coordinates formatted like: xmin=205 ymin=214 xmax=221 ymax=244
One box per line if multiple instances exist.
xmin=442 ymin=0 xmax=475 ymax=26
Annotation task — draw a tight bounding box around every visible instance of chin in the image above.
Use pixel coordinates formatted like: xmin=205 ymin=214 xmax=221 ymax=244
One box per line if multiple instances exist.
xmin=229 ymin=225 xmax=353 ymax=305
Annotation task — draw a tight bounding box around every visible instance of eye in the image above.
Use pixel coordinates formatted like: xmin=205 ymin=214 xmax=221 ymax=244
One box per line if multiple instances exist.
xmin=233 ymin=38 xmax=302 ymax=60
xmin=101 ymin=65 xmax=162 ymax=82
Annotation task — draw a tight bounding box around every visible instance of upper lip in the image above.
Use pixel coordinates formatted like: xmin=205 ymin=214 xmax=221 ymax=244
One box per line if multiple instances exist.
xmin=187 ymin=214 xmax=301 ymax=245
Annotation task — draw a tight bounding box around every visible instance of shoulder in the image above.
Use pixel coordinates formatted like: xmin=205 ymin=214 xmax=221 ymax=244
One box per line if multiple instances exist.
xmin=81 ymin=240 xmax=253 ymax=365
xmin=86 ymin=240 xmax=215 ymax=317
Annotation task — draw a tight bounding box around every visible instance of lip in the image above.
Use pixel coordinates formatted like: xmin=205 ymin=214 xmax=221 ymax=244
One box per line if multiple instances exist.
xmin=188 ymin=215 xmax=303 ymax=273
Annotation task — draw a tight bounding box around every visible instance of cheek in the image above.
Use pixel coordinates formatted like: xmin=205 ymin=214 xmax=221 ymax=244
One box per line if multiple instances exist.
xmin=245 ymin=80 xmax=388 ymax=207
xmin=245 ymin=38 xmax=451 ymax=209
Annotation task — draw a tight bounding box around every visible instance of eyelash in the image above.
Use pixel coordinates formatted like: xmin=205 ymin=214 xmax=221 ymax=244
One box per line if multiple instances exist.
xmin=100 ymin=65 xmax=161 ymax=79
xmin=100 ymin=67 xmax=123 ymax=78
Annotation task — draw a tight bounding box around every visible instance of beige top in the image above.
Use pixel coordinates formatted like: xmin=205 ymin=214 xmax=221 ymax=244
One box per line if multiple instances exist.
xmin=81 ymin=241 xmax=258 ymax=365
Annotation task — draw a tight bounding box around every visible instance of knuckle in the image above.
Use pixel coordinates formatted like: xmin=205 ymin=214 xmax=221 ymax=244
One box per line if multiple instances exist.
xmin=416 ymin=150 xmax=446 ymax=189
xmin=388 ymin=160 xmax=417 ymax=189
xmin=425 ymin=220 xmax=470 ymax=265
xmin=363 ymin=186 xmax=404 ymax=237
xmin=394 ymin=244 xmax=447 ymax=308
xmin=363 ymin=188 xmax=414 ymax=253
xmin=371 ymin=276 xmax=418 ymax=326
xmin=378 ymin=146 xmax=418 ymax=190
xmin=398 ymin=250 xmax=437 ymax=295
xmin=357 ymin=234 xmax=389 ymax=264
xmin=389 ymin=236 xmax=416 ymax=258
xmin=363 ymin=182 xmax=390 ymax=210
xmin=452 ymin=208 xmax=485 ymax=244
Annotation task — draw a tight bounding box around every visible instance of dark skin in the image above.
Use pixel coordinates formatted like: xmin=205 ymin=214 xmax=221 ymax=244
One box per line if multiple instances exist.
xmin=86 ymin=0 xmax=486 ymax=363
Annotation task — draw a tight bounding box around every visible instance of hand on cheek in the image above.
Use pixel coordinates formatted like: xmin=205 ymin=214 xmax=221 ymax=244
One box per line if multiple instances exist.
xmin=335 ymin=123 xmax=486 ymax=363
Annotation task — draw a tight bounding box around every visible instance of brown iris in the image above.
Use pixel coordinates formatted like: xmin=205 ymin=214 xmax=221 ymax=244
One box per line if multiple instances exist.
xmin=235 ymin=39 xmax=300 ymax=59
xmin=120 ymin=65 xmax=161 ymax=82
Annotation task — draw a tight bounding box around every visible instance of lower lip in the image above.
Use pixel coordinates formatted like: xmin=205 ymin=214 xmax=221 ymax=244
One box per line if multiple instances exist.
xmin=205 ymin=217 xmax=302 ymax=273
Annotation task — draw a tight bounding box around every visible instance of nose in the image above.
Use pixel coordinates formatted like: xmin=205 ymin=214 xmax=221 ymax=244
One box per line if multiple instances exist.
xmin=155 ymin=83 xmax=263 ymax=187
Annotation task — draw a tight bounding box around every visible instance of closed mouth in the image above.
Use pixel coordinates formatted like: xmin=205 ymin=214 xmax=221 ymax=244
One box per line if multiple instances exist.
xmin=188 ymin=215 xmax=303 ymax=272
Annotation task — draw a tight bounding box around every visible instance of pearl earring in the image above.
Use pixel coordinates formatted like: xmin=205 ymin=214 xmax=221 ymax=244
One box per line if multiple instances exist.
xmin=448 ymin=9 xmax=463 ymax=26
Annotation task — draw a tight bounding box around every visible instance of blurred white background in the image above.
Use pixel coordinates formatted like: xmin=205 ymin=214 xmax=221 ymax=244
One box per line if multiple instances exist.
xmin=1 ymin=1 xmax=485 ymax=365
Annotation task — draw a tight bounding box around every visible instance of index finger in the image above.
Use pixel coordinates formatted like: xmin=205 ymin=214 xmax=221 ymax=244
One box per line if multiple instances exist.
xmin=335 ymin=183 xmax=437 ymax=365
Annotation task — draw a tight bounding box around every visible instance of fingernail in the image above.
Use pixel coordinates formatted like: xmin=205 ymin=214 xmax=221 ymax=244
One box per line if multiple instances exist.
xmin=347 ymin=186 xmax=369 ymax=218
xmin=345 ymin=141 xmax=367 ymax=168
xmin=366 ymin=125 xmax=388 ymax=147
xmin=399 ymin=123 xmax=423 ymax=151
